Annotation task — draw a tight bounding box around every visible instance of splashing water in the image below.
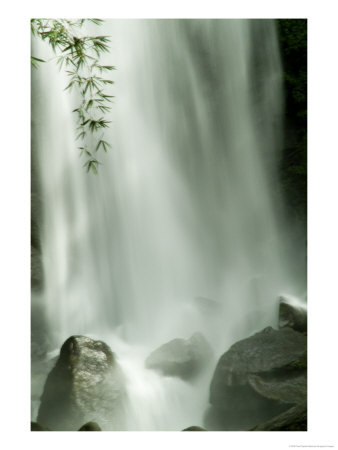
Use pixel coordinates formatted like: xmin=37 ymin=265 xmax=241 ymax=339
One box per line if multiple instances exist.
xmin=31 ymin=19 xmax=306 ymax=430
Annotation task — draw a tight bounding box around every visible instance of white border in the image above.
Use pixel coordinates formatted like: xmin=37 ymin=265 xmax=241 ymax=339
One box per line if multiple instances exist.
xmin=1 ymin=1 xmax=338 ymax=449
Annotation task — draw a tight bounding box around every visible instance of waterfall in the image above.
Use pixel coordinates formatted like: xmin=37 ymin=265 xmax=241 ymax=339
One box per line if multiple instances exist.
xmin=32 ymin=19 xmax=305 ymax=430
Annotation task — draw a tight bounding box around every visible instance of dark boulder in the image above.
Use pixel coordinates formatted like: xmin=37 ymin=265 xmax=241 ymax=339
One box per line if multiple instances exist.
xmin=145 ymin=332 xmax=212 ymax=380
xmin=37 ymin=335 xmax=125 ymax=431
xmin=251 ymin=401 xmax=307 ymax=431
xmin=31 ymin=422 xmax=50 ymax=431
xmin=279 ymin=296 xmax=307 ymax=333
xmin=182 ymin=425 xmax=206 ymax=431
xmin=206 ymin=327 xmax=307 ymax=430
xmin=78 ymin=421 xmax=102 ymax=431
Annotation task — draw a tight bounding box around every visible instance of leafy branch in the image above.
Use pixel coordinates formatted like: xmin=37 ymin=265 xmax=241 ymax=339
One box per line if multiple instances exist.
xmin=31 ymin=19 xmax=115 ymax=174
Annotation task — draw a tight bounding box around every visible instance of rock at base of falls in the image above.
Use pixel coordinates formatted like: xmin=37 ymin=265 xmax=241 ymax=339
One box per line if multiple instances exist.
xmin=78 ymin=421 xmax=102 ymax=431
xmin=205 ymin=327 xmax=307 ymax=431
xmin=31 ymin=421 xmax=102 ymax=431
xmin=37 ymin=335 xmax=126 ymax=431
xmin=279 ymin=296 xmax=307 ymax=333
xmin=31 ymin=422 xmax=50 ymax=431
xmin=182 ymin=425 xmax=207 ymax=431
xmin=145 ymin=332 xmax=213 ymax=380
xmin=251 ymin=401 xmax=307 ymax=431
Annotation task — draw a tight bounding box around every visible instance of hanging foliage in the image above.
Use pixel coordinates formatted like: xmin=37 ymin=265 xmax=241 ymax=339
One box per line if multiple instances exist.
xmin=31 ymin=19 xmax=115 ymax=174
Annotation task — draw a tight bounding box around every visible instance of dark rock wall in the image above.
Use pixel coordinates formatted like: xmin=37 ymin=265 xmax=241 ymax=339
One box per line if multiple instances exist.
xmin=31 ymin=62 xmax=49 ymax=363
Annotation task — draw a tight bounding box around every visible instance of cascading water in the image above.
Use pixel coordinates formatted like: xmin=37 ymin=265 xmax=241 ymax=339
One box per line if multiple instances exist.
xmin=31 ymin=19 xmax=306 ymax=430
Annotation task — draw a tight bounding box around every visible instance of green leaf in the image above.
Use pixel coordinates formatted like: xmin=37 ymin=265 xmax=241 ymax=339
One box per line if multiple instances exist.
xmin=88 ymin=19 xmax=104 ymax=25
xmin=102 ymin=65 xmax=116 ymax=71
xmin=85 ymin=99 xmax=94 ymax=111
xmin=97 ymin=91 xmax=114 ymax=102
xmin=84 ymin=159 xmax=101 ymax=174
xmin=97 ymin=105 xmax=111 ymax=113
xmin=62 ymin=44 xmax=74 ymax=53
xmin=94 ymin=64 xmax=116 ymax=72
xmin=91 ymin=163 xmax=98 ymax=174
xmin=65 ymin=80 xmax=75 ymax=90
xmin=76 ymin=130 xmax=86 ymax=140
xmin=31 ymin=56 xmax=46 ymax=68
xmin=84 ymin=80 xmax=91 ymax=94
xmin=96 ymin=139 xmax=112 ymax=152
xmin=90 ymin=35 xmax=110 ymax=43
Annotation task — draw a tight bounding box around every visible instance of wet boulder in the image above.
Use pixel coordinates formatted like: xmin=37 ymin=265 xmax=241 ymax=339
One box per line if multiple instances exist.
xmin=206 ymin=327 xmax=307 ymax=430
xmin=37 ymin=335 xmax=125 ymax=431
xmin=145 ymin=332 xmax=212 ymax=380
xmin=279 ymin=296 xmax=307 ymax=333
xmin=78 ymin=421 xmax=102 ymax=431
xmin=182 ymin=425 xmax=207 ymax=431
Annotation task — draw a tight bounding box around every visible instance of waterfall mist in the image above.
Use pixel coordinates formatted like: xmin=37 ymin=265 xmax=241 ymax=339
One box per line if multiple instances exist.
xmin=31 ymin=19 xmax=306 ymax=430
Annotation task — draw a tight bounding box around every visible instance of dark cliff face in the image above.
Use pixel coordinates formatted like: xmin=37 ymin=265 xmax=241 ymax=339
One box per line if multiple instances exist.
xmin=31 ymin=64 xmax=44 ymax=294
xmin=31 ymin=65 xmax=48 ymax=361
xmin=275 ymin=19 xmax=307 ymax=291
xmin=277 ymin=19 xmax=307 ymax=226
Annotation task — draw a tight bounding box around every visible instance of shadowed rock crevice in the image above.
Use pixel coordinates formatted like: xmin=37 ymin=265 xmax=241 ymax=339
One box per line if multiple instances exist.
xmin=251 ymin=401 xmax=307 ymax=431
